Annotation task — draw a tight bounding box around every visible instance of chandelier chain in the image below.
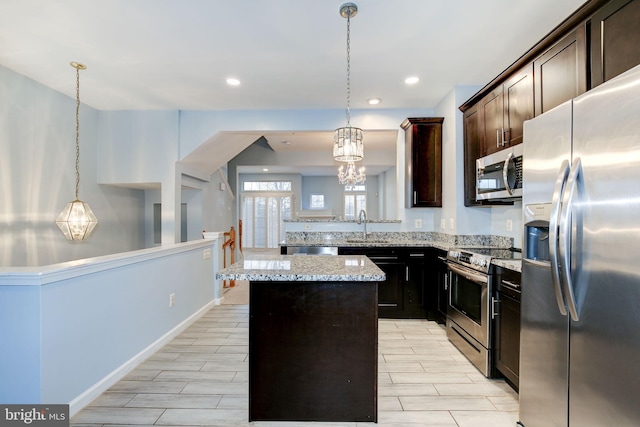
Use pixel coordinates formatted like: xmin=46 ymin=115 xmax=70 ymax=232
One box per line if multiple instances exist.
xmin=74 ymin=66 xmax=81 ymax=200
xmin=345 ymin=5 xmax=352 ymax=127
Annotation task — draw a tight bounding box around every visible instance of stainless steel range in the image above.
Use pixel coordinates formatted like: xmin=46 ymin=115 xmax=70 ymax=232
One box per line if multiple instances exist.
xmin=445 ymin=247 xmax=520 ymax=377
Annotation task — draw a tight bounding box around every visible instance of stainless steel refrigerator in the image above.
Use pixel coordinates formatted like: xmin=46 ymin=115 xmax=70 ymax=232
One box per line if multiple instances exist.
xmin=520 ymin=63 xmax=640 ymax=427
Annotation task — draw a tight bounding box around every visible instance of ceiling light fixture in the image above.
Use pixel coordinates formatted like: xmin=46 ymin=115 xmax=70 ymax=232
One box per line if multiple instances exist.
xmin=338 ymin=161 xmax=366 ymax=185
xmin=55 ymin=62 xmax=98 ymax=241
xmin=367 ymin=97 xmax=381 ymax=105
xmin=405 ymin=76 xmax=420 ymax=85
xmin=226 ymin=78 xmax=241 ymax=86
xmin=333 ymin=2 xmax=363 ymax=163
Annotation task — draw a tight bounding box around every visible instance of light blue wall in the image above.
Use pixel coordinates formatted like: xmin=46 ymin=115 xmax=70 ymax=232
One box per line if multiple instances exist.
xmin=0 ymin=286 xmax=42 ymax=401
xmin=0 ymin=241 xmax=216 ymax=406
xmin=0 ymin=65 xmax=146 ymax=267
xmin=97 ymin=110 xmax=179 ymax=185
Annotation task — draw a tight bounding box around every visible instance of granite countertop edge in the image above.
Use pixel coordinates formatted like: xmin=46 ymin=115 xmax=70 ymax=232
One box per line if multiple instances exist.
xmin=217 ymin=254 xmax=386 ymax=282
xmin=491 ymin=259 xmax=522 ymax=273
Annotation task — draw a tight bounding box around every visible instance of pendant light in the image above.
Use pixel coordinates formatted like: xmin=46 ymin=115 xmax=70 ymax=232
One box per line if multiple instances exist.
xmin=338 ymin=161 xmax=366 ymax=185
xmin=333 ymin=3 xmax=364 ymax=166
xmin=56 ymin=62 xmax=98 ymax=241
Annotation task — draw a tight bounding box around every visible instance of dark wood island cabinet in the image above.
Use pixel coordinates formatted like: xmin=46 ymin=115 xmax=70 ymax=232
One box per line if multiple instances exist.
xmin=216 ymin=254 xmax=384 ymax=423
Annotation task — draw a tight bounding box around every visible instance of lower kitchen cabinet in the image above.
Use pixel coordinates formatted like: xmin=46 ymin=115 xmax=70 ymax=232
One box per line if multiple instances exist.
xmin=433 ymin=249 xmax=449 ymax=324
xmin=405 ymin=251 xmax=428 ymax=319
xmin=339 ymin=247 xmax=429 ymax=319
xmin=494 ymin=266 xmax=521 ymax=391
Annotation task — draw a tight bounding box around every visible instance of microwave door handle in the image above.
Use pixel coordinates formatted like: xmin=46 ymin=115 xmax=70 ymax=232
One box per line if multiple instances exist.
xmin=549 ymin=160 xmax=570 ymax=316
xmin=502 ymin=151 xmax=514 ymax=195
xmin=559 ymin=158 xmax=582 ymax=322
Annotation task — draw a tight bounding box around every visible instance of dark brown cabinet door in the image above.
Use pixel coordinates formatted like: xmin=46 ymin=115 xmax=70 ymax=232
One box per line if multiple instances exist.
xmin=481 ymin=88 xmax=504 ymax=156
xmin=402 ymin=117 xmax=444 ymax=208
xmin=534 ymin=26 xmax=587 ymax=115
xmin=405 ymin=251 xmax=428 ymax=319
xmin=503 ymin=64 xmax=534 ymax=146
xmin=494 ymin=267 xmax=521 ymax=391
xmin=463 ymin=105 xmax=482 ymax=207
xmin=482 ymin=65 xmax=533 ymax=156
xmin=591 ymin=0 xmax=640 ymax=88
xmin=338 ymin=247 xmax=405 ymax=318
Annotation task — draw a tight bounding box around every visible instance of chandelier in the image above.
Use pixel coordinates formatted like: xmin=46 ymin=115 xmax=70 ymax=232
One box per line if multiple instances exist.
xmin=338 ymin=161 xmax=366 ymax=185
xmin=334 ymin=2 xmax=365 ymax=178
xmin=55 ymin=62 xmax=98 ymax=241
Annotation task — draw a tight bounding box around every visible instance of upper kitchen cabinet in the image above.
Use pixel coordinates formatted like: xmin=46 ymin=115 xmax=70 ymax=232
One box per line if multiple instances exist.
xmin=482 ymin=65 xmax=534 ymax=157
xmin=463 ymin=105 xmax=482 ymax=207
xmin=402 ymin=117 xmax=444 ymax=208
xmin=590 ymin=0 xmax=640 ymax=88
xmin=534 ymin=26 xmax=587 ymax=115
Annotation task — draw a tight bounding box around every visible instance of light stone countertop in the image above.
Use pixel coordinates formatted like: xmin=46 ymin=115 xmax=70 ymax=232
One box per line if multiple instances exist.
xmin=216 ymin=254 xmax=386 ymax=282
xmin=491 ymin=258 xmax=522 ymax=273
xmin=281 ymin=233 xmax=522 ymax=273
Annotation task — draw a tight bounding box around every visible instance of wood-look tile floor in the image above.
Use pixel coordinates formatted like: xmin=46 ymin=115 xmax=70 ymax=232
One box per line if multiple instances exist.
xmin=71 ymin=284 xmax=519 ymax=426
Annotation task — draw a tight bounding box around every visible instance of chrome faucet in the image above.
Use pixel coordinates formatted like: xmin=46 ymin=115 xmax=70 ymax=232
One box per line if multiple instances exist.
xmin=357 ymin=209 xmax=367 ymax=240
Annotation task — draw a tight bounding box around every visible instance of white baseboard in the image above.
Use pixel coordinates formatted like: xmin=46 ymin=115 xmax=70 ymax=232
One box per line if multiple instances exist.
xmin=68 ymin=300 xmax=217 ymax=417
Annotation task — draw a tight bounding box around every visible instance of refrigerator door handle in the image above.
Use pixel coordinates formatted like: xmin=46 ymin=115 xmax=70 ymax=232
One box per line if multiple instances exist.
xmin=549 ymin=159 xmax=571 ymax=316
xmin=502 ymin=151 xmax=514 ymax=195
xmin=559 ymin=157 xmax=582 ymax=322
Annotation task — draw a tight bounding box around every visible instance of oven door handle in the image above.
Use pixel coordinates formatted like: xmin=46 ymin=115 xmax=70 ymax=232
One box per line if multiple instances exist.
xmin=447 ymin=263 xmax=488 ymax=285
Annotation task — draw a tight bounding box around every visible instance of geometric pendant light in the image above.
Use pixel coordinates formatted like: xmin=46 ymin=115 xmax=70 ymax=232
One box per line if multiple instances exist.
xmin=56 ymin=62 xmax=98 ymax=240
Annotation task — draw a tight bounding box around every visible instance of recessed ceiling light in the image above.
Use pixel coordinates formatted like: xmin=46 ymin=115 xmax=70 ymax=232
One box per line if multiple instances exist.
xmin=262 ymin=168 xmax=269 ymax=172
xmin=367 ymin=97 xmax=381 ymax=105
xmin=226 ymin=78 xmax=241 ymax=86
xmin=405 ymin=76 xmax=420 ymax=85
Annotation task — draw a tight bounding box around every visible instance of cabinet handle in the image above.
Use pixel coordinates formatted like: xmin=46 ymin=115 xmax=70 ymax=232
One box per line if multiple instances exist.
xmin=413 ymin=191 xmax=417 ymax=205
xmin=496 ymin=129 xmax=500 ymax=148
xmin=491 ymin=297 xmax=500 ymax=319
xmin=501 ymin=128 xmax=506 ymax=146
xmin=406 ymin=266 xmax=409 ymax=281
xmin=501 ymin=280 xmax=520 ymax=291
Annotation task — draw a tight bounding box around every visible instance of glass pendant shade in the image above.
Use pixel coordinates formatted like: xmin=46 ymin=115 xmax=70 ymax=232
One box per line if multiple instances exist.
xmin=333 ymin=126 xmax=364 ymax=161
xmin=56 ymin=199 xmax=98 ymax=241
xmin=337 ymin=161 xmax=366 ymax=185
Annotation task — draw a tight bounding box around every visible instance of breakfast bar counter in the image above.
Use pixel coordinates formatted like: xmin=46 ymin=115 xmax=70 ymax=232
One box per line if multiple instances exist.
xmin=217 ymin=254 xmax=384 ymax=423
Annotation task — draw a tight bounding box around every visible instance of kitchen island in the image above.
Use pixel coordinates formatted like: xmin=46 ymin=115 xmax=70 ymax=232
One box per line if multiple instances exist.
xmin=216 ymin=254 xmax=384 ymax=423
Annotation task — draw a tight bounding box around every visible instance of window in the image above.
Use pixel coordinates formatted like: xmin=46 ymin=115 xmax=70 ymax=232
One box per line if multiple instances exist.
xmin=310 ymin=194 xmax=325 ymax=209
xmin=243 ymin=181 xmax=292 ymax=191
xmin=344 ymin=184 xmax=367 ymax=220
xmin=241 ymin=181 xmax=292 ymax=249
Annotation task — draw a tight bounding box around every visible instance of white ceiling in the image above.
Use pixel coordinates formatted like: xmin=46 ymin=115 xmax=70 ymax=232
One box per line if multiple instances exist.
xmin=1 ymin=0 xmax=587 ymax=176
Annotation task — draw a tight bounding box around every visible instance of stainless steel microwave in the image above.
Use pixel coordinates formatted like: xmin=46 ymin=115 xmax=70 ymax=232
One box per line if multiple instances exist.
xmin=476 ymin=144 xmax=523 ymax=201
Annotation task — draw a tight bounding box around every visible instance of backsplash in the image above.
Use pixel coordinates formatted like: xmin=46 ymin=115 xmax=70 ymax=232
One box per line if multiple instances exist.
xmin=285 ymin=231 xmax=514 ymax=248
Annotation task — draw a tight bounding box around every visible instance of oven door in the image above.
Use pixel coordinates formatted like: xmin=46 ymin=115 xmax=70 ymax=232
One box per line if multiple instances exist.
xmin=447 ymin=262 xmax=491 ymax=348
